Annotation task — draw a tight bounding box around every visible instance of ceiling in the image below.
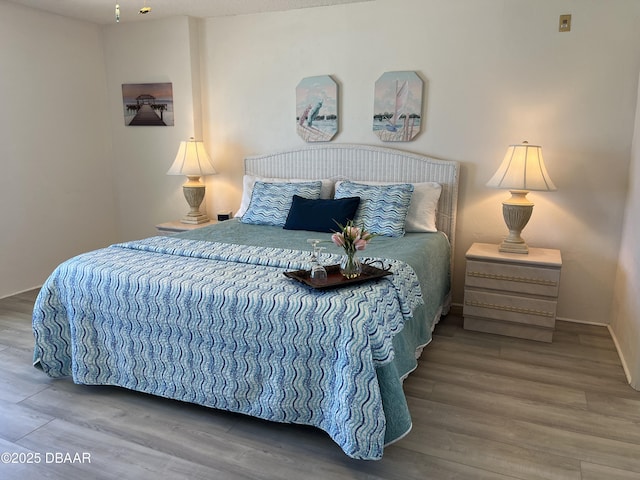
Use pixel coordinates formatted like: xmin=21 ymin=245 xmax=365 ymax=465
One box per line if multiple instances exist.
xmin=7 ymin=0 xmax=373 ymax=25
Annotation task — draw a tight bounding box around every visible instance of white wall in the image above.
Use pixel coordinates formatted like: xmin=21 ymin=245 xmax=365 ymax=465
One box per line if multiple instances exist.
xmin=610 ymin=72 xmax=640 ymax=390
xmin=0 ymin=1 xmax=117 ymax=298
xmin=200 ymin=0 xmax=640 ymax=324
xmin=102 ymin=16 xmax=204 ymax=241
xmin=3 ymin=0 xmax=640 ymax=332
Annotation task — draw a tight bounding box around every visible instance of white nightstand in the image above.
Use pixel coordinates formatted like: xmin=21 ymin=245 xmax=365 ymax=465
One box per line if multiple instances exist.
xmin=155 ymin=220 xmax=216 ymax=235
xmin=463 ymin=242 xmax=562 ymax=342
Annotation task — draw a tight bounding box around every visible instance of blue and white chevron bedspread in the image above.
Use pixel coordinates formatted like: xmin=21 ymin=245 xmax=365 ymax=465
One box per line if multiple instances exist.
xmin=32 ymin=237 xmax=423 ymax=459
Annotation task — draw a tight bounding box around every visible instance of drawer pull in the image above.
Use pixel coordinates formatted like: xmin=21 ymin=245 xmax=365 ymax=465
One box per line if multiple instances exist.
xmin=465 ymin=300 xmax=555 ymax=318
xmin=467 ymin=271 xmax=557 ymax=287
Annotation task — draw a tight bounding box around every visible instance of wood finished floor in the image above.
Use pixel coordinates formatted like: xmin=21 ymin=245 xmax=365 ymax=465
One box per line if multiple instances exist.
xmin=1 ymin=290 xmax=639 ymax=480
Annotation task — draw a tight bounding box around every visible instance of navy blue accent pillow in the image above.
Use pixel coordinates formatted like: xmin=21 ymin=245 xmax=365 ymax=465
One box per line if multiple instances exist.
xmin=284 ymin=195 xmax=361 ymax=233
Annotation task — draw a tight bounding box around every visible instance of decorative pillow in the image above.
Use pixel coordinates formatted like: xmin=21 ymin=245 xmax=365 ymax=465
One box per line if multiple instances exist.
xmin=283 ymin=196 xmax=361 ymax=233
xmin=237 ymin=175 xmax=333 ymax=217
xmin=334 ymin=181 xmax=414 ymax=237
xmin=336 ymin=180 xmax=442 ymax=232
xmin=240 ymin=181 xmax=322 ymax=227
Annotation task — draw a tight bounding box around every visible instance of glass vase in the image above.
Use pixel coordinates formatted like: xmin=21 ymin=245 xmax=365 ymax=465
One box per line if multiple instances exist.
xmin=340 ymin=251 xmax=362 ymax=279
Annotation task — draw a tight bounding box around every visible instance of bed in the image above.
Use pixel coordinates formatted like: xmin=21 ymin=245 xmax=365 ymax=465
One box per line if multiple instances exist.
xmin=32 ymin=143 xmax=459 ymax=460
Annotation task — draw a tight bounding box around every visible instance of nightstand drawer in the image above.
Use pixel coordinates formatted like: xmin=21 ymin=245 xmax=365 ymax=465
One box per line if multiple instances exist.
xmin=465 ymin=260 xmax=560 ymax=297
xmin=464 ymin=290 xmax=557 ymax=329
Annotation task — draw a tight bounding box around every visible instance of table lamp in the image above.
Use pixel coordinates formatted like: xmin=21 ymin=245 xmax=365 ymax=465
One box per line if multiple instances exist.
xmin=486 ymin=141 xmax=556 ymax=254
xmin=167 ymin=137 xmax=217 ymax=224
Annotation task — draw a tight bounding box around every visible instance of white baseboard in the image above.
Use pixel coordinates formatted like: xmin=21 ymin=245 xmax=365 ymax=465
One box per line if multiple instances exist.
xmin=557 ymin=317 xmax=633 ymax=388
xmin=555 ymin=316 xmax=608 ymax=327
xmin=455 ymin=308 xmax=634 ymax=387
xmin=449 ymin=302 xmax=463 ymax=316
xmin=607 ymin=325 xmax=633 ymax=387
xmin=0 ymin=285 xmax=42 ymax=301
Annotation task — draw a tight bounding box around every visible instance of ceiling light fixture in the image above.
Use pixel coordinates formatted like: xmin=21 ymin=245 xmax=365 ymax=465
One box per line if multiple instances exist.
xmin=115 ymin=1 xmax=153 ymax=22
xmin=139 ymin=0 xmax=151 ymax=14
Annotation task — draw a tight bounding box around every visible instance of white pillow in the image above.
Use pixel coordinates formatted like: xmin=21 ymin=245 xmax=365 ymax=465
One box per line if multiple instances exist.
xmin=335 ymin=180 xmax=442 ymax=232
xmin=237 ymin=175 xmax=333 ymax=217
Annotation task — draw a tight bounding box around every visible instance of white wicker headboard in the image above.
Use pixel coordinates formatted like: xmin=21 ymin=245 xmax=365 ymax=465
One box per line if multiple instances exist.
xmin=244 ymin=143 xmax=460 ymax=262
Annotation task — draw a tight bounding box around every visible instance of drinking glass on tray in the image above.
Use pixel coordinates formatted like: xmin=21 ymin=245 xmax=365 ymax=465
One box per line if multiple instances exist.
xmin=307 ymin=239 xmax=327 ymax=284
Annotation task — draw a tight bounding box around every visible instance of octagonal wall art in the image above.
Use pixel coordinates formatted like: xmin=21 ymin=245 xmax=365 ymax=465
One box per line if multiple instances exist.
xmin=296 ymin=75 xmax=338 ymax=142
xmin=373 ymin=71 xmax=423 ymax=142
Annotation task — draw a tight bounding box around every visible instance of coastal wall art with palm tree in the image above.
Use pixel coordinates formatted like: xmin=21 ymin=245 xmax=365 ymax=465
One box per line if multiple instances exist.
xmin=122 ymin=82 xmax=174 ymax=126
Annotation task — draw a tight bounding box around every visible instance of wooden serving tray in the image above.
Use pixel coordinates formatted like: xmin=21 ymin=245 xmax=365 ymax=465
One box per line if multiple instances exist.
xmin=284 ymin=263 xmax=392 ymax=290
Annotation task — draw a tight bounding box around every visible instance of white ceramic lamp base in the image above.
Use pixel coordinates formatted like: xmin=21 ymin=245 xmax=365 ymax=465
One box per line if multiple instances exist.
xmin=180 ymin=179 xmax=210 ymax=224
xmin=499 ymin=190 xmax=533 ymax=254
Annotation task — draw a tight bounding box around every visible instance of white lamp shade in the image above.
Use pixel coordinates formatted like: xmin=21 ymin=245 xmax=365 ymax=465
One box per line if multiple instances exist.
xmin=486 ymin=142 xmax=556 ymax=191
xmin=167 ymin=138 xmax=217 ymax=177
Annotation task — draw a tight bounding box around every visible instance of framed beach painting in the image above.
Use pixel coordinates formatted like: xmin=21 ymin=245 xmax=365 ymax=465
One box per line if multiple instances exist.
xmin=122 ymin=82 xmax=174 ymax=126
xmin=373 ymin=71 xmax=423 ymax=142
xmin=296 ymin=75 xmax=338 ymax=142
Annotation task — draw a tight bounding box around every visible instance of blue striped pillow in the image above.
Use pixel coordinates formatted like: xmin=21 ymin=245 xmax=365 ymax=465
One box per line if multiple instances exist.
xmin=334 ymin=181 xmax=414 ymax=237
xmin=241 ymin=181 xmax=323 ymax=227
